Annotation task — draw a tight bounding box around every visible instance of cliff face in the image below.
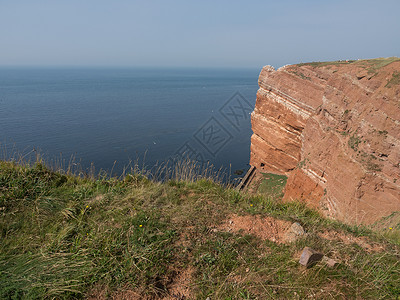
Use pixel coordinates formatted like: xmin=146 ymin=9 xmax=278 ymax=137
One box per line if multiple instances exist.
xmin=250 ymin=58 xmax=400 ymax=224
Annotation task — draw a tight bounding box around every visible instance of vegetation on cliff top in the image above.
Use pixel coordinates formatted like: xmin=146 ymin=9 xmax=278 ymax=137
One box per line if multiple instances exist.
xmin=1 ymin=158 xmax=400 ymax=299
xmin=296 ymin=56 xmax=400 ymax=71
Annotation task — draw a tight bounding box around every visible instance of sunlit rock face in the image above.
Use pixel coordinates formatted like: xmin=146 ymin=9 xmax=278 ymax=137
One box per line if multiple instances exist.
xmin=250 ymin=58 xmax=400 ymax=224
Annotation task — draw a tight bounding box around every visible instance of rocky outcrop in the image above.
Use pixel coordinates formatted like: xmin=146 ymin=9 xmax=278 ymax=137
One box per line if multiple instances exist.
xmin=250 ymin=58 xmax=400 ymax=224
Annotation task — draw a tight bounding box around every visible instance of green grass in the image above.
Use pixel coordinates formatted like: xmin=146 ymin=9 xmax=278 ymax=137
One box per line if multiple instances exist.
xmin=354 ymin=57 xmax=400 ymax=75
xmin=296 ymin=57 xmax=400 ymax=77
xmin=372 ymin=212 xmax=400 ymax=245
xmin=257 ymin=173 xmax=288 ymax=200
xmin=348 ymin=133 xmax=362 ymax=151
xmin=360 ymin=152 xmax=382 ymax=172
xmin=386 ymin=71 xmax=400 ymax=88
xmin=296 ymin=60 xmax=356 ymax=68
xmin=1 ymin=160 xmax=400 ymax=299
xmin=288 ymin=71 xmax=312 ymax=81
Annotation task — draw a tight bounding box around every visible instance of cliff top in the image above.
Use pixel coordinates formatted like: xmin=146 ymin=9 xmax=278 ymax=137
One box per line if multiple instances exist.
xmin=296 ymin=56 xmax=400 ymax=70
xmin=288 ymin=56 xmax=400 ymax=94
xmin=259 ymin=56 xmax=400 ymax=112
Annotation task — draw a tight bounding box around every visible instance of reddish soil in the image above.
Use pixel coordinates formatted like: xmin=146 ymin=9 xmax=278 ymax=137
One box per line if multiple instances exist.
xmin=164 ymin=268 xmax=193 ymax=300
xmin=218 ymin=214 xmax=292 ymax=243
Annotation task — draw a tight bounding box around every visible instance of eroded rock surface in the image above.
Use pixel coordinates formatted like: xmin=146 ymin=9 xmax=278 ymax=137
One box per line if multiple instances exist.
xmin=250 ymin=58 xmax=400 ymax=224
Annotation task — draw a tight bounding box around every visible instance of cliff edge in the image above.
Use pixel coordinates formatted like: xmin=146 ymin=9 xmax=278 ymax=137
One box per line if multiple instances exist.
xmin=250 ymin=57 xmax=400 ymax=224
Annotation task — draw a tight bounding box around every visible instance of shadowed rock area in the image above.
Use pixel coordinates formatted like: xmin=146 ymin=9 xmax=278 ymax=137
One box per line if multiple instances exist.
xmin=250 ymin=57 xmax=400 ymax=224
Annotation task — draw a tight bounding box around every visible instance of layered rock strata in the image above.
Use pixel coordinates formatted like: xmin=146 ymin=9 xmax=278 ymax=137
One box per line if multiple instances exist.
xmin=250 ymin=58 xmax=400 ymax=224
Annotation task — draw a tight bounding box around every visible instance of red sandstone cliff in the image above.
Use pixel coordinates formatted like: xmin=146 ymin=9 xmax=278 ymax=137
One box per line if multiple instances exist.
xmin=250 ymin=58 xmax=400 ymax=224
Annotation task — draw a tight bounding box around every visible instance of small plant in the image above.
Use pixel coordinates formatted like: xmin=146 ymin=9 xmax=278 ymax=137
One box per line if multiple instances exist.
xmin=360 ymin=152 xmax=382 ymax=172
xmin=297 ymin=158 xmax=309 ymax=169
xmin=348 ymin=134 xmax=361 ymax=151
xmin=290 ymin=71 xmax=311 ymax=80
xmin=378 ymin=130 xmax=389 ymax=136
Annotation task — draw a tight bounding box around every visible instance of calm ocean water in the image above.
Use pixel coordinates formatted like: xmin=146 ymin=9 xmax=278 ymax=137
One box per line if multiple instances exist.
xmin=0 ymin=67 xmax=259 ymax=178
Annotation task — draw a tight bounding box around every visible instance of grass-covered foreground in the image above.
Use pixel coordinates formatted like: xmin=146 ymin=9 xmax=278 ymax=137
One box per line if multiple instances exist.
xmin=1 ymin=160 xmax=400 ymax=299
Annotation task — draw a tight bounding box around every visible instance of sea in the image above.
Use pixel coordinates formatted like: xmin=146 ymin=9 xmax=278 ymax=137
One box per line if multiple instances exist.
xmin=0 ymin=67 xmax=260 ymax=179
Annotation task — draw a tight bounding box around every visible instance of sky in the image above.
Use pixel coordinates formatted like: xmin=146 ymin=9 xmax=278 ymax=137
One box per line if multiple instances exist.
xmin=1 ymin=0 xmax=399 ymax=69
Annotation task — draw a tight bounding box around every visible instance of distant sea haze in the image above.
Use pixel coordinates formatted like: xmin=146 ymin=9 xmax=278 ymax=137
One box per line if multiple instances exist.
xmin=0 ymin=67 xmax=259 ymax=177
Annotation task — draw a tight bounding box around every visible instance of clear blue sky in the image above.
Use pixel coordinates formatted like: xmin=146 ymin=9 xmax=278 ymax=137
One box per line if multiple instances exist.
xmin=1 ymin=0 xmax=399 ymax=68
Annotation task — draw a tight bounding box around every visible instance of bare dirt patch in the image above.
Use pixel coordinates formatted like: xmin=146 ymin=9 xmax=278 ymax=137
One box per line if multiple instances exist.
xmin=164 ymin=267 xmax=194 ymax=300
xmin=219 ymin=214 xmax=292 ymax=243
xmin=318 ymin=230 xmax=384 ymax=253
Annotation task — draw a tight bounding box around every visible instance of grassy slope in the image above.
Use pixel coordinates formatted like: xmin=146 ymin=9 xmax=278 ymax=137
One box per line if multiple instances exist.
xmin=1 ymin=161 xmax=400 ymax=299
